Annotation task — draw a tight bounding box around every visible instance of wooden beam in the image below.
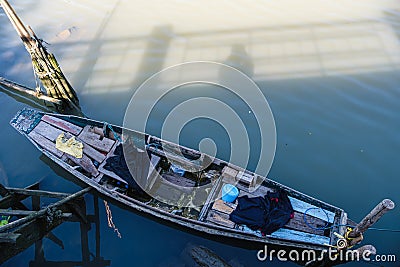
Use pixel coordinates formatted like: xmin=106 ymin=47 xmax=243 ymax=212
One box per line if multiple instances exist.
xmin=0 ymin=233 xmax=21 ymax=244
xmin=348 ymin=199 xmax=395 ymax=246
xmin=0 ymin=187 xmax=91 ymax=233
xmin=5 ymin=188 xmax=70 ymax=198
xmin=206 ymin=210 xmax=235 ymax=228
xmin=0 ymin=209 xmax=36 ymax=216
xmin=0 ymin=182 xmax=39 ymax=210
xmin=0 ymin=215 xmax=63 ymax=263
xmin=0 ymin=77 xmax=62 ymax=105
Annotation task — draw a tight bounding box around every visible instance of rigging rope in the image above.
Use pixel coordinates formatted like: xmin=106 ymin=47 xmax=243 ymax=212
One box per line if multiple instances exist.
xmin=103 ymin=200 xmax=122 ymax=238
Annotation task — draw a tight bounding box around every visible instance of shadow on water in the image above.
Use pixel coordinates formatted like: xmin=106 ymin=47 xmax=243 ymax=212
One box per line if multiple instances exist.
xmin=2 ymin=2 xmax=400 ymax=266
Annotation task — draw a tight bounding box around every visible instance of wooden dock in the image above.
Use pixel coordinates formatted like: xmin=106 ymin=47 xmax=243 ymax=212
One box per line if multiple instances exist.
xmin=0 ymin=182 xmax=109 ymax=266
xmin=0 ymin=0 xmax=82 ymax=115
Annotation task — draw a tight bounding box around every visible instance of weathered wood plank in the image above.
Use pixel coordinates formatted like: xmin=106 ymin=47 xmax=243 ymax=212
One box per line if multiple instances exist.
xmin=0 ymin=233 xmax=21 ymax=244
xmin=78 ymin=126 xmax=115 ymax=153
xmin=5 ymin=188 xmax=70 ymax=199
xmin=211 ymin=199 xmax=236 ymax=215
xmin=206 ymin=210 xmax=235 ymax=228
xmin=32 ymin=121 xmax=63 ymax=142
xmin=285 ymin=212 xmax=326 ymax=235
xmin=41 ymin=115 xmax=82 ymax=135
xmin=271 ymin=228 xmax=331 ymax=245
xmin=288 ymin=196 xmax=335 ymax=223
xmin=28 ymin=130 xmax=63 ymax=158
xmin=0 ymin=209 xmax=36 ymax=216
xmin=65 ymin=153 xmax=99 ymax=177
xmin=64 ymin=132 xmax=106 ymax=163
xmin=0 ymin=187 xmax=91 ymax=233
xmin=82 ymin=143 xmax=106 ymax=163
xmin=239 ymin=225 xmax=330 ymax=244
xmin=0 ymin=182 xmax=39 ymax=210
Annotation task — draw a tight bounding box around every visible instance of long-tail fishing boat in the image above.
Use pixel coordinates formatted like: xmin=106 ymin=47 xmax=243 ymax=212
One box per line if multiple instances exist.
xmin=10 ymin=108 xmax=349 ymax=251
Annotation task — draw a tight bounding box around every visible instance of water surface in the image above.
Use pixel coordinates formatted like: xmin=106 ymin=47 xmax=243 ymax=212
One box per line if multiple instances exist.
xmin=1 ymin=0 xmax=399 ymax=266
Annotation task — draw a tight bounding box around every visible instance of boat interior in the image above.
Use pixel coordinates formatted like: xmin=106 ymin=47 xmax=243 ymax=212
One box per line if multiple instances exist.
xmin=11 ymin=108 xmax=344 ymax=246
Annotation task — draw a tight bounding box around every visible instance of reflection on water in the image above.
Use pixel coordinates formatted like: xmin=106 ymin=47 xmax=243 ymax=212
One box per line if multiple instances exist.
xmin=29 ymin=195 xmax=111 ymax=267
xmin=1 ymin=0 xmax=400 ymax=266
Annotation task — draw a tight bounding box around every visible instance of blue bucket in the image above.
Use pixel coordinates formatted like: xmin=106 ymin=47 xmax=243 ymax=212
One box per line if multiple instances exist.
xmin=221 ymin=184 xmax=239 ymax=203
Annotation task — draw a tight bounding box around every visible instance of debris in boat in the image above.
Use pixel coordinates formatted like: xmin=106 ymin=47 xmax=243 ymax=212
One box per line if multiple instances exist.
xmin=103 ymin=200 xmax=121 ymax=238
xmin=56 ymin=133 xmax=83 ymax=158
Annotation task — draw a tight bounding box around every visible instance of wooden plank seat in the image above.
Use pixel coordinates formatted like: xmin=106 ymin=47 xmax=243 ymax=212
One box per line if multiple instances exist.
xmin=33 ymin=121 xmax=63 ymax=142
xmin=41 ymin=115 xmax=82 ymax=135
xmin=238 ymin=225 xmax=331 ymax=245
xmin=78 ymin=126 xmax=115 ymax=153
xmin=63 ymin=133 xmax=106 ymax=163
xmin=211 ymin=199 xmax=237 ymax=214
xmin=29 ymin=122 xmax=102 ymax=178
xmin=206 ymin=210 xmax=235 ymax=228
xmin=28 ymin=130 xmax=63 ymax=158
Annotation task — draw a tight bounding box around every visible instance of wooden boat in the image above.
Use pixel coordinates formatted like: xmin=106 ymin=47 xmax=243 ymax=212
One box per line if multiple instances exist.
xmin=10 ymin=108 xmax=348 ymax=251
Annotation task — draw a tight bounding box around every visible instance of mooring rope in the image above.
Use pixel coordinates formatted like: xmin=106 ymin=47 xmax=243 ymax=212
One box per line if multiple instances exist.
xmin=103 ymin=200 xmax=122 ymax=238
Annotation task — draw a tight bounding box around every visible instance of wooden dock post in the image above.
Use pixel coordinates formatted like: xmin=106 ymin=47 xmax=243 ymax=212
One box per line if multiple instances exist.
xmin=305 ymin=199 xmax=395 ymax=267
xmin=0 ymin=0 xmax=82 ymax=115
xmin=0 ymin=183 xmax=92 ymax=264
xmin=348 ymin=199 xmax=395 ymax=246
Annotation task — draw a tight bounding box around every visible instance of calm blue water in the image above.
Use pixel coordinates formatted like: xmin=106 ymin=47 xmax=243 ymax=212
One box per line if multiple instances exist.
xmin=1 ymin=1 xmax=400 ymax=266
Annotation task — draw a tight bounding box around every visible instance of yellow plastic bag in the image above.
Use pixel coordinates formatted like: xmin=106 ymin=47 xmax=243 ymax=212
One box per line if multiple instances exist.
xmin=56 ymin=133 xmax=83 ymax=158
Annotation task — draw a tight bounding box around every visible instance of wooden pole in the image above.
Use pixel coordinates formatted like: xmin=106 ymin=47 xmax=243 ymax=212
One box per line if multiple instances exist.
xmin=0 ymin=0 xmax=32 ymax=44
xmin=0 ymin=187 xmax=91 ymax=233
xmin=348 ymin=199 xmax=395 ymax=246
xmin=1 ymin=0 xmax=82 ymax=115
